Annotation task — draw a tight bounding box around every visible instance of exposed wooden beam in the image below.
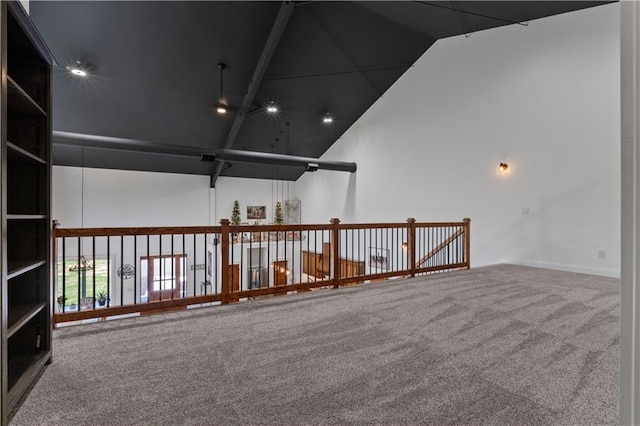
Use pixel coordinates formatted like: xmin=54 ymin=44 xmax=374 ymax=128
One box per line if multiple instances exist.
xmin=210 ymin=1 xmax=295 ymax=187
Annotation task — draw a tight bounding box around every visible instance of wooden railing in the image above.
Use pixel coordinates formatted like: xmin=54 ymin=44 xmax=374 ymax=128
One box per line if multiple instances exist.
xmin=52 ymin=217 xmax=470 ymax=325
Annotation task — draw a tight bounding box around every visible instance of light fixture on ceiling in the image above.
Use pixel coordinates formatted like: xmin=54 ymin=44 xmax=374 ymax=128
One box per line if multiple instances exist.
xmin=499 ymin=162 xmax=509 ymax=172
xmin=215 ymin=62 xmax=228 ymax=115
xmin=67 ymin=60 xmax=88 ymax=77
xmin=322 ymin=114 xmax=333 ymax=124
xmin=266 ymin=102 xmax=278 ymax=113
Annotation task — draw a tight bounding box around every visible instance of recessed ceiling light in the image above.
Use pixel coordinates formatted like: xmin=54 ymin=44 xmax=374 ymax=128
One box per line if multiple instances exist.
xmin=267 ymin=104 xmax=278 ymax=113
xmin=323 ymin=115 xmax=333 ymax=123
xmin=67 ymin=60 xmax=88 ymax=77
xmin=70 ymin=68 xmax=87 ymax=76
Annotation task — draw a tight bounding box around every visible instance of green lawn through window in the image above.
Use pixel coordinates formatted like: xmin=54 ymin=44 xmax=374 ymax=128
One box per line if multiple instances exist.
xmin=56 ymin=259 xmax=110 ymax=310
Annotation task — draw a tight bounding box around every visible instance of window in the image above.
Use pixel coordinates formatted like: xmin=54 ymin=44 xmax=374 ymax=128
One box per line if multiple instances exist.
xmin=56 ymin=258 xmax=111 ymax=312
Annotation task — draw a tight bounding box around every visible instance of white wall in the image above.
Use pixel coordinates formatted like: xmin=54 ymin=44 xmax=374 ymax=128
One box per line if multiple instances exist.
xmin=296 ymin=4 xmax=620 ymax=277
xmin=53 ymin=167 xmax=215 ymax=307
xmin=52 ymin=167 xmax=299 ymax=228
xmin=53 ymin=166 xmax=213 ymax=227
xmin=214 ymin=176 xmax=295 ymax=224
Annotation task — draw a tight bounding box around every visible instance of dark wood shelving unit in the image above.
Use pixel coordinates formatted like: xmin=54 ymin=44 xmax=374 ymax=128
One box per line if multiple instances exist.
xmin=7 ymin=303 xmax=46 ymax=338
xmin=6 ymin=214 xmax=46 ymax=220
xmin=7 ymin=141 xmax=46 ymax=165
xmin=1 ymin=2 xmax=55 ymax=424
xmin=6 ymin=351 xmax=50 ymax=413
xmin=7 ymin=76 xmax=46 ymax=116
xmin=7 ymin=260 xmax=47 ymax=280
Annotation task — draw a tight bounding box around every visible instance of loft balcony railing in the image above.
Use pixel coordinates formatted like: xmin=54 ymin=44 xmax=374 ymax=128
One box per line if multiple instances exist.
xmin=51 ymin=218 xmax=470 ymax=325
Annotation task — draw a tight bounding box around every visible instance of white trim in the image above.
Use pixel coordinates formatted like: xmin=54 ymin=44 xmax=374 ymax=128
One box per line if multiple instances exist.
xmin=502 ymin=259 xmax=620 ymax=279
xmin=621 ymin=1 xmax=640 ymax=424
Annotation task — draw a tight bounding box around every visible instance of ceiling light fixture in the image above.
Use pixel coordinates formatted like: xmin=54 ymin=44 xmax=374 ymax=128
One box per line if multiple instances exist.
xmin=67 ymin=60 xmax=88 ymax=77
xmin=322 ymin=115 xmax=333 ymax=124
xmin=499 ymin=162 xmax=509 ymax=172
xmin=266 ymin=102 xmax=278 ymax=113
xmin=215 ymin=62 xmax=228 ymax=115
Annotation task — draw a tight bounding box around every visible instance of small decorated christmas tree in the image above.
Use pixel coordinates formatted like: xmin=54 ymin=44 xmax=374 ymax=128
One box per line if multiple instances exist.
xmin=231 ymin=200 xmax=241 ymax=226
xmin=274 ymin=201 xmax=284 ymax=224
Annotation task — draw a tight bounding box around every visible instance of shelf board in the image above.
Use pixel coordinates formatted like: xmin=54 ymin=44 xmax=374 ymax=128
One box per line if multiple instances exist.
xmin=7 ymin=302 xmax=46 ymax=338
xmin=7 ymin=214 xmax=46 ymax=220
xmin=7 ymin=75 xmax=47 ymax=116
xmin=8 ymin=260 xmax=46 ymax=280
xmin=7 ymin=350 xmax=51 ymax=411
xmin=7 ymin=141 xmax=46 ymax=165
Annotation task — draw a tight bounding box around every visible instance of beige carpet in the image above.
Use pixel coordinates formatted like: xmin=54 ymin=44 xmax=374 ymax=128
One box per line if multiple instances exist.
xmin=10 ymin=264 xmax=619 ymax=425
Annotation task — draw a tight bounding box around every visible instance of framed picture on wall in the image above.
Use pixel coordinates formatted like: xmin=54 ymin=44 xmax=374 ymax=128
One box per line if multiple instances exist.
xmin=369 ymin=247 xmax=390 ymax=270
xmin=247 ymin=206 xmax=266 ymax=220
xmin=285 ymin=199 xmax=301 ymax=224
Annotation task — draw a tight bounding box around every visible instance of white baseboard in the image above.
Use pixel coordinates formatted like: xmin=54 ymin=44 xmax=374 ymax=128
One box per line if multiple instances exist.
xmin=501 ymin=259 xmax=620 ymax=279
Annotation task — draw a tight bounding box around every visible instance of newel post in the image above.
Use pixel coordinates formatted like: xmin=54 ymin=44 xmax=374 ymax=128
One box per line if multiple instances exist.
xmin=407 ymin=218 xmax=416 ymax=277
xmin=463 ymin=218 xmax=471 ymax=268
xmin=330 ymin=218 xmax=341 ymax=288
xmin=220 ymin=219 xmax=230 ymax=305
xmin=52 ymin=220 xmax=59 ymax=328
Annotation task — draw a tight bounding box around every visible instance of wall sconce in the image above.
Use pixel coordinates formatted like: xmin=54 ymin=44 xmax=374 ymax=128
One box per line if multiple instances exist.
xmin=402 ymin=242 xmax=408 ymax=250
xmin=498 ymin=162 xmax=509 ymax=173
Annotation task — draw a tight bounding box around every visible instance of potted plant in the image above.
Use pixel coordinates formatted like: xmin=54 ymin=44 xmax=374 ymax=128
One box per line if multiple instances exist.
xmin=231 ymin=200 xmax=241 ymax=243
xmin=57 ymin=295 xmax=67 ymax=312
xmin=274 ymin=201 xmax=284 ymax=224
xmin=96 ymin=291 xmax=109 ymax=307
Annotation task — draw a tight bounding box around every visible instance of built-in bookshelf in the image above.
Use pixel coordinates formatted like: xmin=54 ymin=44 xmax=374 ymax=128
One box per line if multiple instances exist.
xmin=1 ymin=2 xmax=55 ymax=424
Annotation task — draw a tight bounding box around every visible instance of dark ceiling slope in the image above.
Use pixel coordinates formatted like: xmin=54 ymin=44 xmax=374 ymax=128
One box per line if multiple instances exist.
xmin=30 ymin=1 xmax=614 ymax=182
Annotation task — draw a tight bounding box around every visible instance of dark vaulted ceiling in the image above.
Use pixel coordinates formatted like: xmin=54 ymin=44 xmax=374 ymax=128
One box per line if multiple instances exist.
xmin=30 ymin=1 xmax=614 ymax=186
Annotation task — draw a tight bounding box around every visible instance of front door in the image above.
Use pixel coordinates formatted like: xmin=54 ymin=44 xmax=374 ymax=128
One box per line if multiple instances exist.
xmin=142 ymin=255 xmax=186 ymax=302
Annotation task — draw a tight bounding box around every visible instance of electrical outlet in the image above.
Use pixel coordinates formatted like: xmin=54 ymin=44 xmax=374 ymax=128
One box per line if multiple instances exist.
xmin=598 ymin=250 xmax=606 ymax=259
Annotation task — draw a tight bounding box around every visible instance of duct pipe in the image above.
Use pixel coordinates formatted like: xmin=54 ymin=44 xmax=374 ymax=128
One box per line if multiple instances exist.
xmin=53 ymin=131 xmax=203 ymax=158
xmin=201 ymin=149 xmax=357 ymax=173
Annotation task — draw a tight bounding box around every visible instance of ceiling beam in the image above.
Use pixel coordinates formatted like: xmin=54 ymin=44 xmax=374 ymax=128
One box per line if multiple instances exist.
xmin=209 ymin=1 xmax=295 ymax=188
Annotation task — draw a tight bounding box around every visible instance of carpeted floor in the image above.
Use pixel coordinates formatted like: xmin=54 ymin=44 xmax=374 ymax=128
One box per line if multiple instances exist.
xmin=10 ymin=264 xmax=619 ymax=425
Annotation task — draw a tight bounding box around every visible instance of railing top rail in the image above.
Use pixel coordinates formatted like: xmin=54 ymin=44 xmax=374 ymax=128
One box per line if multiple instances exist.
xmin=53 ymin=219 xmax=471 ymax=237
xmin=337 ymin=223 xmax=410 ymax=230
xmin=55 ymin=226 xmax=223 ymax=237
xmin=229 ymin=224 xmax=332 ymax=232
xmin=414 ymin=221 xmax=467 ymax=227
